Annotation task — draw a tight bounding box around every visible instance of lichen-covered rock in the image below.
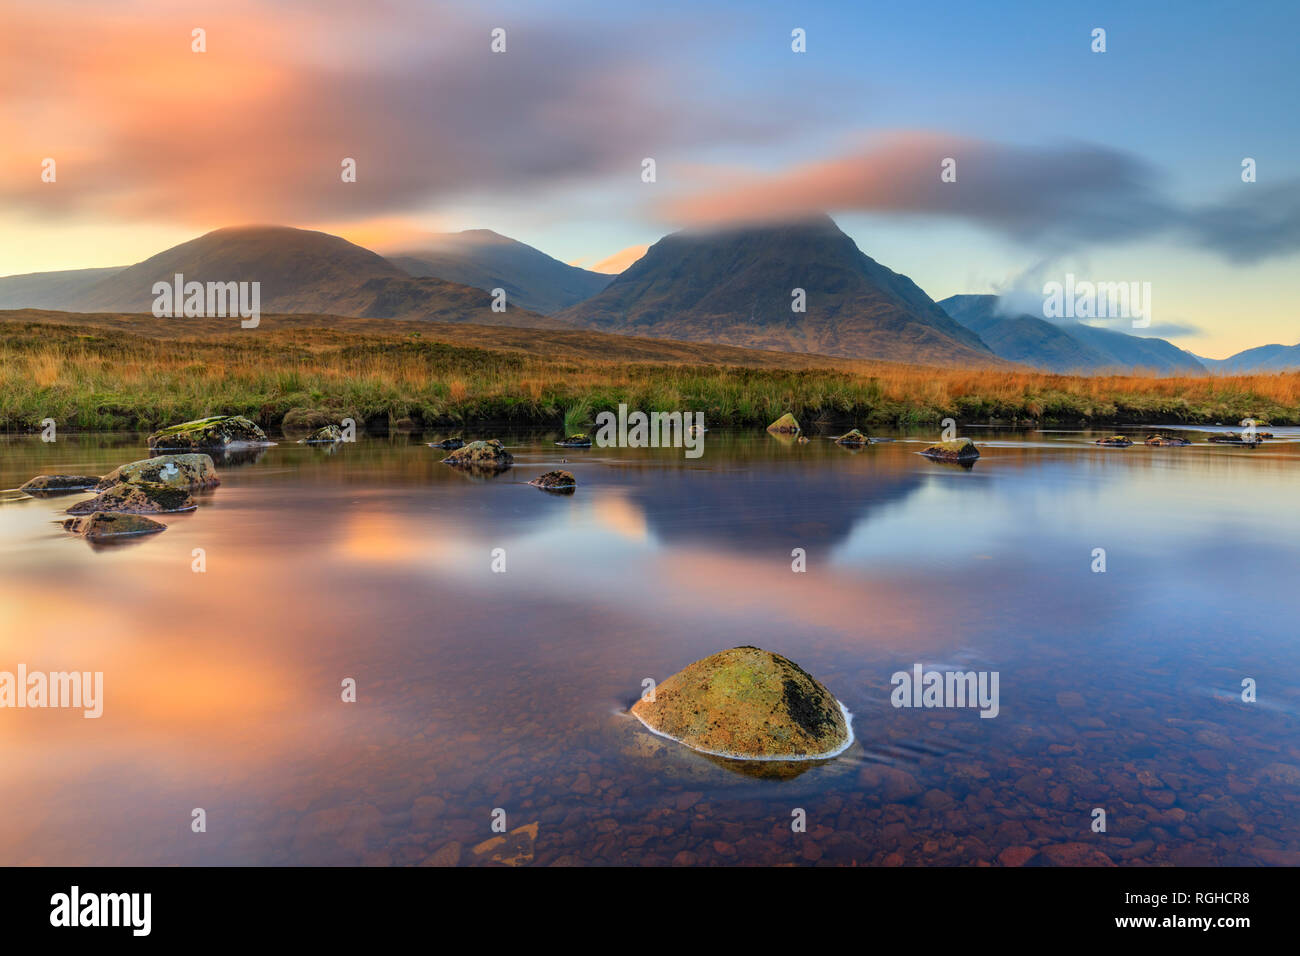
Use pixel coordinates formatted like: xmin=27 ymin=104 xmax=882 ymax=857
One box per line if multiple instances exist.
xmin=19 ymin=475 xmax=101 ymax=495
xmin=67 ymin=481 xmax=196 ymax=515
xmin=63 ymin=512 xmax=167 ymax=540
xmin=555 ymin=434 xmax=592 ymax=447
xmin=441 ymin=439 xmax=513 ymax=471
xmin=1095 ymin=435 xmax=1133 ymax=447
xmin=147 ymin=415 xmax=267 ymax=450
xmin=1145 ymin=434 xmax=1190 ymax=446
xmin=429 ymin=437 xmax=465 ymax=450
xmin=301 ymin=424 xmax=343 ymax=444
xmin=834 ymin=429 xmax=870 ymax=446
xmin=921 ymin=437 xmax=980 ymax=460
xmin=96 ymin=454 xmax=219 ymax=491
xmin=528 ymin=470 xmax=576 ymax=492
xmin=766 ymin=413 xmax=801 ymax=434
xmin=630 ymin=646 xmax=853 ymax=761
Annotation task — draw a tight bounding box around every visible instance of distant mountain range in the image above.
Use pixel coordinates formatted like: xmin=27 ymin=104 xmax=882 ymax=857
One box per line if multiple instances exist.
xmin=939 ymin=294 xmax=1206 ymax=375
xmin=388 ymin=229 xmax=611 ymax=314
xmin=556 ymin=215 xmax=997 ymax=366
xmin=1 ymin=217 xmax=1292 ymax=373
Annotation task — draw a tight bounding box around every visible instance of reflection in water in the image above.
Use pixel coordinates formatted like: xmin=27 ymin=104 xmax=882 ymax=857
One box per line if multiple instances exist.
xmin=0 ymin=428 xmax=1298 ymax=865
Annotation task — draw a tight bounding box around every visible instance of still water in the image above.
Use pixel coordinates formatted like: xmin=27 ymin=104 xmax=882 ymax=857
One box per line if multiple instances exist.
xmin=1 ymin=426 xmax=1297 ymax=865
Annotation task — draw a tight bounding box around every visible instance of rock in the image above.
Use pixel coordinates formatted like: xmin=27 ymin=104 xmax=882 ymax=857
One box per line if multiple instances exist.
xmin=300 ymin=424 xmax=342 ymax=444
xmin=630 ymin=646 xmax=852 ymax=760
xmin=920 ymin=437 xmax=980 ymax=461
xmin=441 ymin=439 xmax=514 ymax=472
xmin=1208 ymin=433 xmax=1260 ymax=445
xmin=834 ymin=428 xmax=870 ymax=446
xmin=147 ymin=415 xmax=268 ymax=450
xmin=96 ymin=454 xmax=219 ymax=491
xmin=63 ymin=512 xmax=166 ymax=540
xmin=18 ymin=475 xmax=101 ymax=495
xmin=428 ymin=437 xmax=465 ymax=450
xmin=281 ymin=407 xmax=341 ymax=434
xmin=67 ymin=481 xmax=196 ymax=515
xmin=471 ymin=822 xmax=538 ymax=866
xmin=1144 ymin=434 xmax=1190 ymax=446
xmin=998 ymin=846 xmax=1038 ymax=867
xmin=857 ymin=765 xmax=922 ymax=801
xmin=766 ymin=413 xmax=801 ymax=434
xmin=1094 ymin=435 xmax=1133 ymax=447
xmin=528 ymin=470 xmax=576 ymax=492
xmin=1030 ymin=843 xmax=1116 ymax=867
xmin=420 ymin=841 xmax=463 ymax=867
xmin=555 ymin=434 xmax=593 ymax=447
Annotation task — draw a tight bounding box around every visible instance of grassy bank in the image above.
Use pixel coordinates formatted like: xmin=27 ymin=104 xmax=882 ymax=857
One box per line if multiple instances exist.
xmin=2 ymin=315 xmax=1299 ymax=432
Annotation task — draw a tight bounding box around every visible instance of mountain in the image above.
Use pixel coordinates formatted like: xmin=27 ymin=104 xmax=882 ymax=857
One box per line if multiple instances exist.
xmin=49 ymin=226 xmax=561 ymax=327
xmin=939 ymin=294 xmax=1205 ymax=374
xmin=387 ymin=229 xmax=611 ymax=314
xmin=0 ymin=266 xmax=126 ymax=310
xmin=1196 ymin=343 xmax=1300 ymax=373
xmin=554 ymin=215 xmax=998 ymax=366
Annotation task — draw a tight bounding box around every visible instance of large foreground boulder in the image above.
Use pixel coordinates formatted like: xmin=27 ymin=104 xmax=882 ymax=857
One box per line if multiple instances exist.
xmin=631 ymin=646 xmax=853 ymax=761
xmin=96 ymin=454 xmax=219 ymax=491
xmin=148 ymin=415 xmax=267 ymax=450
xmin=63 ymin=512 xmax=167 ymax=540
xmin=441 ymin=439 xmax=514 ymax=471
xmin=19 ymin=475 xmax=101 ymax=495
xmin=920 ymin=437 xmax=980 ymax=461
xmin=67 ymin=482 xmax=196 ymax=515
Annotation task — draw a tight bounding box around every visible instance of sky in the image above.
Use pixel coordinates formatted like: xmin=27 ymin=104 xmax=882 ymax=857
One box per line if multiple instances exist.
xmin=1 ymin=0 xmax=1296 ymax=357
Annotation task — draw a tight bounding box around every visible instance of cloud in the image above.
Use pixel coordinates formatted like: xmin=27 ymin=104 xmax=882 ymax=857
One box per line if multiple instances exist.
xmin=0 ymin=0 xmax=783 ymax=226
xmin=662 ymin=132 xmax=1300 ymax=264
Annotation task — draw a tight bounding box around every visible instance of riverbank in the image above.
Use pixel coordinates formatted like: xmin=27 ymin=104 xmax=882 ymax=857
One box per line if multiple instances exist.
xmin=3 ymin=312 xmax=1298 ymax=431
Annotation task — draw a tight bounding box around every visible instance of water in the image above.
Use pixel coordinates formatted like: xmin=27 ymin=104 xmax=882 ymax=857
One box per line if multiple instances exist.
xmin=1 ymin=426 xmax=1298 ymax=866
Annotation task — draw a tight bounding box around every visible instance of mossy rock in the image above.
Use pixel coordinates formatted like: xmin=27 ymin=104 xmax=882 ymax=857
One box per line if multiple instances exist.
xmin=441 ymin=439 xmax=513 ymax=471
xmin=67 ymin=481 xmax=196 ymax=515
xmin=555 ymin=434 xmax=593 ymax=447
xmin=301 ymin=424 xmax=343 ymax=444
xmin=766 ymin=413 xmax=801 ymax=434
xmin=63 ymin=512 xmax=167 ymax=540
xmin=96 ymin=454 xmax=219 ymax=491
xmin=19 ymin=475 xmax=101 ymax=495
xmin=920 ymin=437 xmax=980 ymax=460
xmin=429 ymin=437 xmax=465 ymax=450
xmin=528 ymin=470 xmax=576 ymax=493
xmin=630 ymin=646 xmax=853 ymax=761
xmin=834 ymin=428 xmax=870 ymax=446
xmin=1208 ymin=433 xmax=1259 ymax=445
xmin=147 ymin=415 xmax=268 ymax=450
xmin=1145 ymin=434 xmax=1190 ymax=446
xmin=1095 ymin=435 xmax=1133 ymax=447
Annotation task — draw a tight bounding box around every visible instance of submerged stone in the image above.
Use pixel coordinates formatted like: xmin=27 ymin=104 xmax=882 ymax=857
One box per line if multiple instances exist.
xmin=555 ymin=434 xmax=593 ymax=447
xmin=19 ymin=475 xmax=101 ymax=495
xmin=766 ymin=413 xmax=801 ymax=434
xmin=834 ymin=428 xmax=870 ymax=446
xmin=441 ymin=439 xmax=514 ymax=471
xmin=67 ymin=481 xmax=196 ymax=515
xmin=1095 ymin=435 xmax=1133 ymax=447
xmin=921 ymin=437 xmax=980 ymax=460
xmin=63 ymin=512 xmax=167 ymax=540
xmin=631 ymin=646 xmax=853 ymax=761
xmin=96 ymin=454 xmax=219 ymax=491
xmin=147 ymin=415 xmax=268 ymax=450
xmin=301 ymin=424 xmax=343 ymax=444
xmin=528 ymin=470 xmax=576 ymax=492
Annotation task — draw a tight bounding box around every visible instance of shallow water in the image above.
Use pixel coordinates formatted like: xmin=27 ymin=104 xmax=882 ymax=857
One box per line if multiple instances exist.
xmin=1 ymin=425 xmax=1298 ymax=866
